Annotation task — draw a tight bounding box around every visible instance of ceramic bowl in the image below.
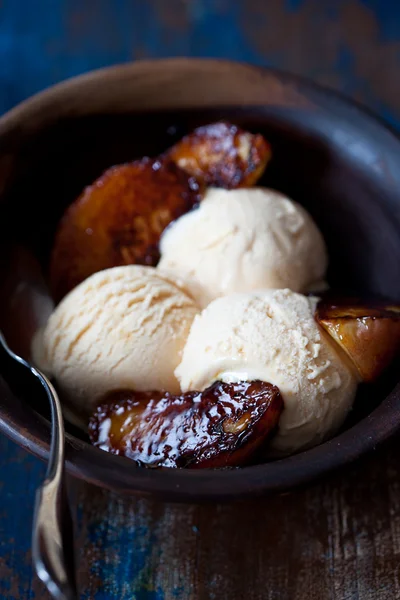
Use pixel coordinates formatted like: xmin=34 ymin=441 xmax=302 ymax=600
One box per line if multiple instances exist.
xmin=0 ymin=59 xmax=399 ymax=501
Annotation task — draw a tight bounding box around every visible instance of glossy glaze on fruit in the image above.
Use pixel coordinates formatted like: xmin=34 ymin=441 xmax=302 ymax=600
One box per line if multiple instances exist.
xmin=89 ymin=380 xmax=283 ymax=468
xmin=167 ymin=121 xmax=271 ymax=189
xmin=316 ymin=300 xmax=400 ymax=382
xmin=50 ymin=158 xmax=203 ymax=301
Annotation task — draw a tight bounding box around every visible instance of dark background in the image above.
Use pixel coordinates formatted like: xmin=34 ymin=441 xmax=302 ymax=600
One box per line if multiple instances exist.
xmin=1 ymin=1 xmax=400 ymax=599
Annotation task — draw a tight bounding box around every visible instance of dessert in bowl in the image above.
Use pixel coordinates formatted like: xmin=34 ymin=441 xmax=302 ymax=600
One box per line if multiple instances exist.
xmin=0 ymin=59 xmax=399 ymax=500
xmin=30 ymin=118 xmax=399 ymax=467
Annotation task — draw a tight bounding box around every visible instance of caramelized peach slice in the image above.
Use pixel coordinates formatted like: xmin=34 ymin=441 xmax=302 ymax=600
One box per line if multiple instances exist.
xmin=89 ymin=380 xmax=283 ymax=468
xmin=167 ymin=122 xmax=271 ymax=189
xmin=316 ymin=301 xmax=400 ymax=382
xmin=50 ymin=158 xmax=203 ymax=301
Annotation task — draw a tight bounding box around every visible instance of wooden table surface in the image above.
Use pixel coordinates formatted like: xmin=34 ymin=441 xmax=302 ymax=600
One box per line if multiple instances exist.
xmin=1 ymin=1 xmax=400 ymax=598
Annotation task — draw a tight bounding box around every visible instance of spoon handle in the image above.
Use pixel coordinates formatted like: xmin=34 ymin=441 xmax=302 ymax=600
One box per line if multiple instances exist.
xmin=0 ymin=333 xmax=77 ymax=599
xmin=32 ymin=374 xmax=78 ymax=600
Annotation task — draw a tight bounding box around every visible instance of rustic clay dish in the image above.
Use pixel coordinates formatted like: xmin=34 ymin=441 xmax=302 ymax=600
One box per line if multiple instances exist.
xmin=0 ymin=59 xmax=399 ymax=501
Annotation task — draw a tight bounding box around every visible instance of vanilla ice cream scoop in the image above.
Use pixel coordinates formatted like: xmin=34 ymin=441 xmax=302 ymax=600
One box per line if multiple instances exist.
xmin=32 ymin=266 xmax=199 ymax=413
xmin=176 ymin=289 xmax=357 ymax=453
xmin=158 ymin=187 xmax=327 ymax=307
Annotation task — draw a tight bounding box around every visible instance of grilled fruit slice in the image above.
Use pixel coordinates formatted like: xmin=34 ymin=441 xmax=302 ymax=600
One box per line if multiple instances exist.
xmin=316 ymin=301 xmax=400 ymax=382
xmin=167 ymin=122 xmax=271 ymax=189
xmin=89 ymin=380 xmax=283 ymax=468
xmin=50 ymin=158 xmax=203 ymax=301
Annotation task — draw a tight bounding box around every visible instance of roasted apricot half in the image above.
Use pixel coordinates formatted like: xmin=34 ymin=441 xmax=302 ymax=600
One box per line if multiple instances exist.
xmin=89 ymin=380 xmax=283 ymax=468
xmin=50 ymin=158 xmax=203 ymax=301
xmin=167 ymin=122 xmax=271 ymax=189
xmin=316 ymin=300 xmax=400 ymax=382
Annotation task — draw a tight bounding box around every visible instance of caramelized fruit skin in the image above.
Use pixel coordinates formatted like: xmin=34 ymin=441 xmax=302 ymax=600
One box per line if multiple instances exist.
xmin=89 ymin=380 xmax=283 ymax=468
xmin=50 ymin=158 xmax=203 ymax=301
xmin=316 ymin=300 xmax=400 ymax=382
xmin=167 ymin=122 xmax=271 ymax=189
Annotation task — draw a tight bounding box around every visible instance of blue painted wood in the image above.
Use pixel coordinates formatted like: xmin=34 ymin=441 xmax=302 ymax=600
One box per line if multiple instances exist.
xmin=1 ymin=1 xmax=400 ymax=598
xmin=0 ymin=436 xmax=45 ymax=598
xmin=0 ymin=0 xmax=399 ymax=127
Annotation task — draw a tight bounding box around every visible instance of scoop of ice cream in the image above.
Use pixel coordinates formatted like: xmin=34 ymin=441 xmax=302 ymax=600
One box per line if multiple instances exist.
xmin=176 ymin=289 xmax=357 ymax=453
xmin=158 ymin=187 xmax=327 ymax=307
xmin=32 ymin=266 xmax=199 ymax=413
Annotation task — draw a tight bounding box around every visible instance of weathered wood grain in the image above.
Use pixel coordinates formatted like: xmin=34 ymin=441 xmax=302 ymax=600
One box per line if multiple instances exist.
xmin=3 ymin=433 xmax=400 ymax=599
xmin=0 ymin=0 xmax=399 ymax=126
xmin=1 ymin=0 xmax=400 ymax=598
xmin=66 ymin=436 xmax=400 ymax=600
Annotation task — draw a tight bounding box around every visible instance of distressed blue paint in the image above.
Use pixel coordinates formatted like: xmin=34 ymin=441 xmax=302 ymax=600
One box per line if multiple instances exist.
xmin=85 ymin=517 xmax=157 ymax=600
xmin=1 ymin=1 xmax=400 ymax=598
xmin=0 ymin=1 xmax=395 ymax=118
xmin=0 ymin=0 xmax=397 ymax=128
xmin=360 ymin=0 xmax=400 ymax=42
xmin=0 ymin=435 xmax=45 ymax=599
xmin=184 ymin=2 xmax=265 ymax=64
xmin=285 ymin=0 xmax=306 ymax=11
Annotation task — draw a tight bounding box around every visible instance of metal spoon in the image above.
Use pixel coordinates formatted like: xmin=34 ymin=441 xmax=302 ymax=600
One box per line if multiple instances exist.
xmin=0 ymin=331 xmax=77 ymax=600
